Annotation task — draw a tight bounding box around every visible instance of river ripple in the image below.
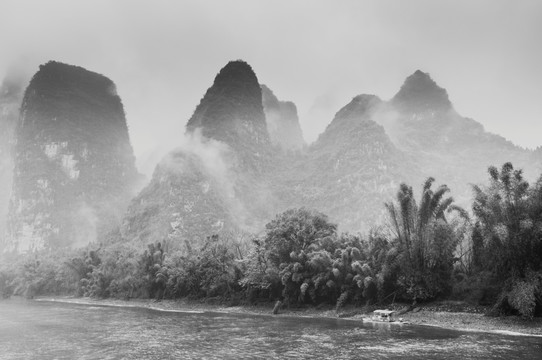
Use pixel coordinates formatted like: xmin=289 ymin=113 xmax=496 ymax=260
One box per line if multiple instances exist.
xmin=1 ymin=299 xmax=541 ymax=359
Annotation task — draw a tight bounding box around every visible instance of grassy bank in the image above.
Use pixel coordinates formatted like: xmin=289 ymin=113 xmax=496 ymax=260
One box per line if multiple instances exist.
xmin=35 ymin=297 xmax=542 ymax=337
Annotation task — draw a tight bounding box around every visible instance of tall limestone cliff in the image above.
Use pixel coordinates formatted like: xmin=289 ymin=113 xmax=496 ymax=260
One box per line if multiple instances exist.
xmin=6 ymin=61 xmax=140 ymax=251
xmin=0 ymin=71 xmax=26 ymax=245
xmin=186 ymin=61 xmax=272 ymax=173
xmin=122 ymin=61 xmax=277 ymax=247
xmin=261 ymin=84 xmax=305 ymax=151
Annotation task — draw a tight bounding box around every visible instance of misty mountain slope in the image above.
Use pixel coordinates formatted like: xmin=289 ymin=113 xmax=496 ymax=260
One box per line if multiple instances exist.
xmin=276 ymin=71 xmax=538 ymax=231
xmin=6 ymin=61 xmax=141 ymax=251
xmin=261 ymin=84 xmax=305 ymax=151
xmin=281 ymin=94 xmax=415 ymax=231
xmin=10 ymin=60 xmax=538 ymax=250
xmin=122 ymin=63 xmax=542 ymax=244
xmin=121 ymin=145 xmax=237 ymax=246
xmin=0 ymin=72 xmax=26 ymax=245
xmin=121 ymin=61 xmax=280 ymax=248
xmin=375 ymin=70 xmax=538 ymax=203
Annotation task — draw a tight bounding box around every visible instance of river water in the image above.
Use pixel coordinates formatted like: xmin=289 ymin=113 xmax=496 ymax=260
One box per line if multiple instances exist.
xmin=0 ymin=299 xmax=541 ymax=359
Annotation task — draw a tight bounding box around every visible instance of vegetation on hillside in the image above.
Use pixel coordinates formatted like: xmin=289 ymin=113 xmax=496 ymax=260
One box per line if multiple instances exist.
xmin=1 ymin=162 xmax=541 ymax=318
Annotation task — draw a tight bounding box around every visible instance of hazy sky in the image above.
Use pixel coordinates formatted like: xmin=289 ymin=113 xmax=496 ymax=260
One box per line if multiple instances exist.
xmin=1 ymin=0 xmax=541 ymax=175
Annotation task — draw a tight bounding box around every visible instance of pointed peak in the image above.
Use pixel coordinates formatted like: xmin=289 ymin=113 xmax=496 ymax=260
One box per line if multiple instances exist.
xmin=187 ymin=60 xmax=264 ymax=125
xmin=186 ymin=60 xmax=269 ymax=153
xmin=352 ymin=94 xmax=381 ymax=103
xmin=34 ymin=61 xmax=113 ymax=84
xmin=195 ymin=60 xmax=262 ymax=104
xmin=314 ymin=93 xmax=392 ymax=150
xmin=315 ymin=94 xmax=382 ymax=143
xmin=392 ymin=70 xmax=452 ymax=113
xmin=407 ymin=70 xmax=442 ymax=89
xmin=27 ymin=60 xmax=118 ymax=101
xmin=334 ymin=94 xmax=381 ymax=121
xmin=213 ymin=60 xmax=260 ymax=90
xmin=413 ymin=69 xmax=428 ymax=77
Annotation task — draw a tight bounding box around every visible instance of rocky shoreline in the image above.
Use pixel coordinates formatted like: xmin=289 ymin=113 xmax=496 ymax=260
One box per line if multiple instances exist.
xmin=34 ymin=297 xmax=542 ymax=337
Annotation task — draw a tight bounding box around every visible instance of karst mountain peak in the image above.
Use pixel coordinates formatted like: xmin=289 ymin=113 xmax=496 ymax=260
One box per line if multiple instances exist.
xmin=5 ymin=60 xmax=141 ymax=251
xmin=186 ymin=60 xmax=270 ymax=151
xmin=391 ymin=69 xmax=452 ymax=115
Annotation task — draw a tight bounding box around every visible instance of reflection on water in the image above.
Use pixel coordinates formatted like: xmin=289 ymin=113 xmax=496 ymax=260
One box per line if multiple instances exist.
xmin=0 ymin=298 xmax=541 ymax=359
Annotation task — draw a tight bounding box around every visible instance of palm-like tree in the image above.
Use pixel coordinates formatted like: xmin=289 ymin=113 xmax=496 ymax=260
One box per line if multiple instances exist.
xmin=470 ymin=163 xmax=542 ymax=318
xmin=385 ymin=177 xmax=462 ymax=301
xmin=472 ymin=162 xmax=536 ymax=277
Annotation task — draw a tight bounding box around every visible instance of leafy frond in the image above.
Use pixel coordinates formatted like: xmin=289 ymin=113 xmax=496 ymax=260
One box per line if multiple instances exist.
xmin=488 ymin=166 xmax=499 ymax=181
xmin=385 ymin=202 xmax=402 ymax=242
xmin=447 ymin=204 xmax=470 ymax=222
xmin=423 ymin=177 xmax=435 ymax=192
xmin=430 ymin=185 xmax=450 ymax=215
xmin=419 ymin=187 xmax=434 ymax=230
xmin=435 ymin=196 xmax=454 ymax=220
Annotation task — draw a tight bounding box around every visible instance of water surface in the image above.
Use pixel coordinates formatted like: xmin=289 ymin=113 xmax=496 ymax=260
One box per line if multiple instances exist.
xmin=0 ymin=299 xmax=541 ymax=359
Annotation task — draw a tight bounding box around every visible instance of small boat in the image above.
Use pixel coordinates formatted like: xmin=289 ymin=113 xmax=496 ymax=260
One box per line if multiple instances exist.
xmin=371 ymin=309 xmax=395 ymax=322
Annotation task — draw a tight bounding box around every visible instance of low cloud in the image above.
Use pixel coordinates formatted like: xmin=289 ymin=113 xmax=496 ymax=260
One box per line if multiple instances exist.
xmin=157 ymin=129 xmax=251 ymax=231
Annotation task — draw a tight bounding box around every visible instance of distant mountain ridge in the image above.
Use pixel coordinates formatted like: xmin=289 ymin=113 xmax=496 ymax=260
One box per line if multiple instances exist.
xmin=121 ymin=62 xmax=542 ymax=248
xmin=3 ymin=60 xmax=540 ymax=251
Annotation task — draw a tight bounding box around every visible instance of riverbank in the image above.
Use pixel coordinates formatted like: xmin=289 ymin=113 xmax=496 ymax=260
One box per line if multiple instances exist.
xmin=398 ymin=308 xmax=542 ymax=336
xmin=34 ymin=296 xmax=542 ymax=337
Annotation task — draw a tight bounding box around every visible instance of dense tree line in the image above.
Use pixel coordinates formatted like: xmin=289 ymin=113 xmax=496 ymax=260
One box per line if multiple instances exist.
xmin=1 ymin=162 xmax=541 ymax=318
xmin=467 ymin=163 xmax=542 ymax=317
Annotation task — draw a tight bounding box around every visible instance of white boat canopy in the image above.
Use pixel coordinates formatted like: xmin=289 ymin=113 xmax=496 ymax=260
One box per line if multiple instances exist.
xmin=373 ymin=310 xmax=395 ymax=315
